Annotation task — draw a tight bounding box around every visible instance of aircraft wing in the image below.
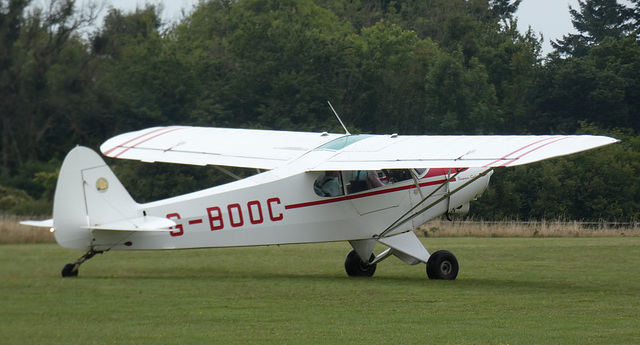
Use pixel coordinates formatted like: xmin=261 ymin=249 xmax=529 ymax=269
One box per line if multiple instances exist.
xmin=101 ymin=126 xmax=618 ymax=171
xmin=307 ymin=134 xmax=619 ymax=171
xmin=100 ymin=126 xmax=344 ymax=169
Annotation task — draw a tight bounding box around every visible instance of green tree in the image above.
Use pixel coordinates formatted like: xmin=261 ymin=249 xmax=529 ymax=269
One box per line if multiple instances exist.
xmin=634 ymin=0 xmax=640 ymax=38
xmin=167 ymin=0 xmax=236 ymax=126
xmin=92 ymin=5 xmax=163 ymax=59
xmin=472 ymin=126 xmax=640 ymax=221
xmin=424 ymin=50 xmax=498 ymax=134
xmin=489 ymin=0 xmax=522 ymax=19
xmin=0 ymin=0 xmax=104 ymax=178
xmin=170 ymin=0 xmax=355 ymax=130
xmin=91 ymin=5 xmax=194 ymax=132
xmin=532 ymin=37 xmax=640 ymax=133
xmin=553 ymin=0 xmax=636 ymax=57
xmin=342 ymin=20 xmax=437 ymax=134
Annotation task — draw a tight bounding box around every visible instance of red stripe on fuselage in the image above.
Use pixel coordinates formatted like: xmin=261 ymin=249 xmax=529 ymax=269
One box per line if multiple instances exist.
xmin=284 ymin=179 xmax=449 ymax=210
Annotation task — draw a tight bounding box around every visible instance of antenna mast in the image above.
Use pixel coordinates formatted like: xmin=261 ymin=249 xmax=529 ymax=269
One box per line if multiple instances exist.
xmin=327 ymin=101 xmax=350 ymax=135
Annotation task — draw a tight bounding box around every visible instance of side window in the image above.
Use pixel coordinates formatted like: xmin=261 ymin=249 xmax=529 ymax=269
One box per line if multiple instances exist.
xmin=383 ymin=169 xmax=412 ymax=183
xmin=345 ymin=170 xmax=386 ymax=194
xmin=337 ymin=170 xmax=395 ymax=194
xmin=314 ymin=169 xmax=415 ymax=197
xmin=314 ymin=171 xmax=344 ymax=197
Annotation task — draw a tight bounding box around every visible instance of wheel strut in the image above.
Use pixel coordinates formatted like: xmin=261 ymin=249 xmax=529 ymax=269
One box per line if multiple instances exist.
xmin=61 ymin=249 xmax=103 ymax=278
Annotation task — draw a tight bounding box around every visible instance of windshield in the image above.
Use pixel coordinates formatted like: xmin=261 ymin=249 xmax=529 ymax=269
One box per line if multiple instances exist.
xmin=314 ymin=135 xmax=374 ymax=151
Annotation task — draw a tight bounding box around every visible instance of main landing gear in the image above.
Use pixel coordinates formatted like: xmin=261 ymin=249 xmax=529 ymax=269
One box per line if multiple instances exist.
xmin=344 ymin=248 xmax=459 ymax=280
xmin=426 ymin=250 xmax=459 ymax=280
xmin=344 ymin=249 xmax=377 ymax=277
xmin=61 ymin=250 xmax=103 ymax=277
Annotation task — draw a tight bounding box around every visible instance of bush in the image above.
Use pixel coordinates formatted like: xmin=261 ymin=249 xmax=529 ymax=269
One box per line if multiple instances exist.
xmin=0 ymin=186 xmax=52 ymax=215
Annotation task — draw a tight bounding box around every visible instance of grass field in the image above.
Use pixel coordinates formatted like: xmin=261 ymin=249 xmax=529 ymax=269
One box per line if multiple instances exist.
xmin=2 ymin=237 xmax=639 ymax=344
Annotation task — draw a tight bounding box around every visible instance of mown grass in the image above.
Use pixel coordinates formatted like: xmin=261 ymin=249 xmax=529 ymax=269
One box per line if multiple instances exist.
xmin=1 ymin=237 xmax=639 ymax=344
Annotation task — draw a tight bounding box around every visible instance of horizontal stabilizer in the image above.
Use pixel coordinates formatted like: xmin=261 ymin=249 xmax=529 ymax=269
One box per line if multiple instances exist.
xmin=84 ymin=216 xmax=176 ymax=232
xmin=20 ymin=219 xmax=54 ymax=228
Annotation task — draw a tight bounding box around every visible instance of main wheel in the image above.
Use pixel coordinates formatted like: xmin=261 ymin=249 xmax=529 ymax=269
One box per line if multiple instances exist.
xmin=61 ymin=263 xmax=78 ymax=278
xmin=344 ymin=249 xmax=376 ymax=277
xmin=426 ymin=250 xmax=458 ymax=280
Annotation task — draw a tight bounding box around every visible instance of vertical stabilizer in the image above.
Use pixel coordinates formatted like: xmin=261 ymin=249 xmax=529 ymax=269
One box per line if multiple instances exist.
xmin=53 ymin=146 xmax=139 ymax=250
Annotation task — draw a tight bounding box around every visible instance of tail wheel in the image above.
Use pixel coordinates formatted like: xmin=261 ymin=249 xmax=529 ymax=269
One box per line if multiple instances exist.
xmin=426 ymin=250 xmax=459 ymax=280
xmin=61 ymin=263 xmax=78 ymax=277
xmin=60 ymin=250 xmax=101 ymax=278
xmin=344 ymin=249 xmax=376 ymax=277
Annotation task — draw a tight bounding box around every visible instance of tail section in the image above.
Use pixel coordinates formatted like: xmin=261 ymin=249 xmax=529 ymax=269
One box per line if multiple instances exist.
xmin=53 ymin=146 xmax=140 ymax=250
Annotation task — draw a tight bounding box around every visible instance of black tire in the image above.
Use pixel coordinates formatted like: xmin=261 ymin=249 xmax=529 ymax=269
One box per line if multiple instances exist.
xmin=61 ymin=263 xmax=78 ymax=278
xmin=344 ymin=249 xmax=376 ymax=277
xmin=426 ymin=250 xmax=458 ymax=280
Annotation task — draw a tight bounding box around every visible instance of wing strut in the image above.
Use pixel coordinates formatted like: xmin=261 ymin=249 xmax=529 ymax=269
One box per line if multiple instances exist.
xmin=410 ymin=169 xmax=424 ymax=199
xmin=213 ymin=165 xmax=243 ymax=180
xmin=445 ymin=168 xmax=453 ymax=221
xmin=378 ymin=168 xmax=495 ymax=238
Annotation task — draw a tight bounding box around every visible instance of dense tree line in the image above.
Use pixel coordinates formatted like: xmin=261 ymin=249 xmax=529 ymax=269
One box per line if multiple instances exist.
xmin=1 ymin=0 xmax=640 ymax=221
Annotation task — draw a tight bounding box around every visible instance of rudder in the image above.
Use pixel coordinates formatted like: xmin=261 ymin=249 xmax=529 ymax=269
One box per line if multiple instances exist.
xmin=53 ymin=146 xmax=139 ymax=250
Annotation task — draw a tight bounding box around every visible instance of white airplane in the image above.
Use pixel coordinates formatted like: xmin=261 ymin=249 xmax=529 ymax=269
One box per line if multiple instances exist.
xmin=23 ymin=125 xmax=618 ymax=279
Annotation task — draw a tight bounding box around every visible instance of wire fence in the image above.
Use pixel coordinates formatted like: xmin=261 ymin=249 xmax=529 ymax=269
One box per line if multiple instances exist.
xmin=417 ymin=219 xmax=640 ymax=237
xmin=462 ymin=220 xmax=640 ymax=229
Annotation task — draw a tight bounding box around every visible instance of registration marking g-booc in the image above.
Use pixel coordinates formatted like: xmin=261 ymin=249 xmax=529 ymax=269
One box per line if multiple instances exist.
xmin=166 ymin=198 xmax=284 ymax=236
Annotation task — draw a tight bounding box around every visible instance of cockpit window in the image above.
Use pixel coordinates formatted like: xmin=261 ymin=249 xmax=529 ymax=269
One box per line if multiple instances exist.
xmin=314 ymin=169 xmax=416 ymax=197
xmin=346 ymin=169 xmax=413 ymax=194
xmin=314 ymin=171 xmax=344 ymax=197
xmin=344 ymin=171 xmax=385 ymax=194
xmin=384 ymin=169 xmax=412 ymax=183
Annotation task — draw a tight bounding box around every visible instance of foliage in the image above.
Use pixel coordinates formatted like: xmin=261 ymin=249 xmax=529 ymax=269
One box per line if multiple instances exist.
xmin=471 ymin=126 xmax=640 ymax=221
xmin=0 ymin=158 xmax=57 ymax=195
xmin=0 ymin=185 xmax=51 ymax=214
xmin=0 ymin=0 xmax=107 ymax=174
xmin=531 ymin=37 xmax=640 ymax=133
xmin=110 ymin=160 xmax=249 ymax=203
xmin=553 ymin=0 xmax=637 ymax=57
xmin=1 ymin=0 xmax=640 ymax=221
xmin=343 ymin=20 xmax=436 ymax=133
xmin=0 ymin=186 xmax=32 ymax=210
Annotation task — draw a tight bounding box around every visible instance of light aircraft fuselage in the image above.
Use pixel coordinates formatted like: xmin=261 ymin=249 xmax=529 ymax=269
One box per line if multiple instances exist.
xmin=23 ymin=126 xmax=618 ymax=279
